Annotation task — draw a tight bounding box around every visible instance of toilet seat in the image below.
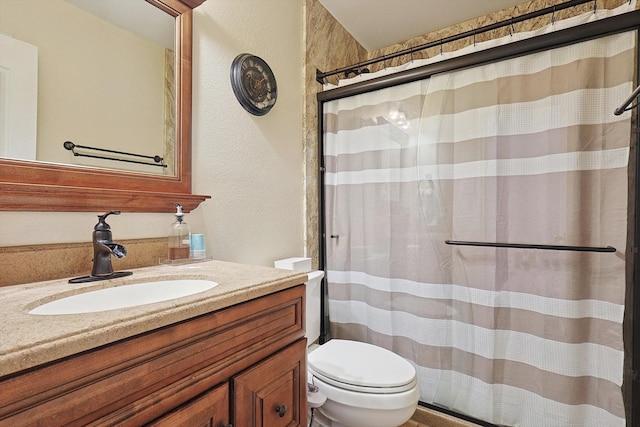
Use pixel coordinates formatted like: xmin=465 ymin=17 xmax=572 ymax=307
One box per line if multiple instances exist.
xmin=307 ymin=339 xmax=417 ymax=394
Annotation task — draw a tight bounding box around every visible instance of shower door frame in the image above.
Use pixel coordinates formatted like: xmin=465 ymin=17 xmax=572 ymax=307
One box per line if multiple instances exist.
xmin=317 ymin=10 xmax=640 ymax=427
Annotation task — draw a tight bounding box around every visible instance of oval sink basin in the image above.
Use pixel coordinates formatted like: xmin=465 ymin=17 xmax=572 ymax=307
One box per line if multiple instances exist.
xmin=29 ymin=279 xmax=219 ymax=315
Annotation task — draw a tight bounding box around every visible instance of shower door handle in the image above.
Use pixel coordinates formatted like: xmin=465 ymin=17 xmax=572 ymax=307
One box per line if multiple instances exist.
xmin=445 ymin=240 xmax=616 ymax=253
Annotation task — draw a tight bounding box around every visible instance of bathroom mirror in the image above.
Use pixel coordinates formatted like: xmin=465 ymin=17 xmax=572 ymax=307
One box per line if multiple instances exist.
xmin=0 ymin=0 xmax=176 ymax=175
xmin=0 ymin=0 xmax=209 ymax=213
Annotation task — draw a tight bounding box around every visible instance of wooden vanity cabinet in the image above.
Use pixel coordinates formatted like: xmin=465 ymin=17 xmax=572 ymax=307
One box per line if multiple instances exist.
xmin=0 ymin=285 xmax=307 ymax=427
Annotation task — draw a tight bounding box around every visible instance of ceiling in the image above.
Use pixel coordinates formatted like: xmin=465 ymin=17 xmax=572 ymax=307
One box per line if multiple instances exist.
xmin=318 ymin=0 xmax=526 ymax=51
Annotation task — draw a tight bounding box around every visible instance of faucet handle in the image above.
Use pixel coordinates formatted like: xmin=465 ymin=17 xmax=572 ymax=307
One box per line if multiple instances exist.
xmin=95 ymin=211 xmax=121 ymax=231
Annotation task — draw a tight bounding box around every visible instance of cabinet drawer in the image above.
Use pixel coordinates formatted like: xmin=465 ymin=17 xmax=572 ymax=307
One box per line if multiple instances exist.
xmin=234 ymin=339 xmax=307 ymax=427
xmin=148 ymin=383 xmax=229 ymax=427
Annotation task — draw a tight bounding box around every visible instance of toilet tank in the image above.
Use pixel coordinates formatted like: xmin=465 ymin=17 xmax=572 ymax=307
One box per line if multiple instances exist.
xmin=273 ymin=258 xmax=324 ymax=344
xmin=305 ymin=270 xmax=324 ymax=343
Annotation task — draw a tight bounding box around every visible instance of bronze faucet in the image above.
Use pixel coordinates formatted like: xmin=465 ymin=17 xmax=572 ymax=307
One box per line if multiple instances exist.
xmin=69 ymin=211 xmax=132 ymax=283
xmin=92 ymin=211 xmax=127 ymax=276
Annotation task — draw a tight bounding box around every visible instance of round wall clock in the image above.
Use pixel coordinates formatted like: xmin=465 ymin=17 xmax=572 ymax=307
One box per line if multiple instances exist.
xmin=230 ymin=53 xmax=278 ymax=116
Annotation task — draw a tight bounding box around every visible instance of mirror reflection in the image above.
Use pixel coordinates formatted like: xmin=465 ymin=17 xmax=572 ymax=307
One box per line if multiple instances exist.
xmin=0 ymin=0 xmax=176 ymax=175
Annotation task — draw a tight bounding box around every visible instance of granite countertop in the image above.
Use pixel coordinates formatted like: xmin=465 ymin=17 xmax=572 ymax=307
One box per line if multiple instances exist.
xmin=0 ymin=260 xmax=307 ymax=378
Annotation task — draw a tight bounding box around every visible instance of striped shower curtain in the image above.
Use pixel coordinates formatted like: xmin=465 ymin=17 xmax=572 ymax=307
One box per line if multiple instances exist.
xmin=323 ymin=31 xmax=635 ymax=427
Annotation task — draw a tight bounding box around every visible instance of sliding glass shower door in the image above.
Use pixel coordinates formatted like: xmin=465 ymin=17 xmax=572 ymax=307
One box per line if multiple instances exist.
xmin=322 ymin=31 xmax=635 ymax=427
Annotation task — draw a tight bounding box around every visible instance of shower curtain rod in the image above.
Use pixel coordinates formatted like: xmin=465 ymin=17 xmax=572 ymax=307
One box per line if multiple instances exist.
xmin=316 ymin=0 xmax=597 ymax=84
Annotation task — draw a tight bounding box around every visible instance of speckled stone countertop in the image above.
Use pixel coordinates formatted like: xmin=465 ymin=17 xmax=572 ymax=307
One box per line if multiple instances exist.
xmin=0 ymin=260 xmax=307 ymax=378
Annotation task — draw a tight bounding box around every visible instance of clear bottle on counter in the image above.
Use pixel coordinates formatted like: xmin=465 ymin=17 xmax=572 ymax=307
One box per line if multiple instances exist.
xmin=168 ymin=203 xmax=191 ymax=260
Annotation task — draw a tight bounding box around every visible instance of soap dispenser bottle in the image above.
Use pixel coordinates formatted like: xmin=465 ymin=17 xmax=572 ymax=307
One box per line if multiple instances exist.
xmin=168 ymin=203 xmax=191 ymax=260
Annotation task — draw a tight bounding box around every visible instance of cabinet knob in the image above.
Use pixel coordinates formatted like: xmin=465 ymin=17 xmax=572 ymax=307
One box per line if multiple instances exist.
xmin=275 ymin=404 xmax=287 ymax=417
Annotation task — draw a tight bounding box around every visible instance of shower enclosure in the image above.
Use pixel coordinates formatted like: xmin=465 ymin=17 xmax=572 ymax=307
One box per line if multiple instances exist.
xmin=319 ymin=17 xmax=638 ymax=427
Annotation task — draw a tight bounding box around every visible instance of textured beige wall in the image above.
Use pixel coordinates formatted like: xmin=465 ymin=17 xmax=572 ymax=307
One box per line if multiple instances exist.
xmin=190 ymin=0 xmax=305 ymax=269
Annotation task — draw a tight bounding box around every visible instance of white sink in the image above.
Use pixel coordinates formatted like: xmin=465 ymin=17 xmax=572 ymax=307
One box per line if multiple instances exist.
xmin=29 ymin=279 xmax=219 ymax=315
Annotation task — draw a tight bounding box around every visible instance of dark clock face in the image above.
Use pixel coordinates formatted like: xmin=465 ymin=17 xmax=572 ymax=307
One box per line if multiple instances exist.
xmin=230 ymin=54 xmax=277 ymax=116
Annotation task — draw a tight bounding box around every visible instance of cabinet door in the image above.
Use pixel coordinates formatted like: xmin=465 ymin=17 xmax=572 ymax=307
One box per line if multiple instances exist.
xmin=233 ymin=339 xmax=306 ymax=427
xmin=148 ymin=383 xmax=229 ymax=427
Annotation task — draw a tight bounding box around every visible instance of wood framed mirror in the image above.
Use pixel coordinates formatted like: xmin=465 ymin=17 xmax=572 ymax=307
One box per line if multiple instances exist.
xmin=0 ymin=0 xmax=209 ymax=213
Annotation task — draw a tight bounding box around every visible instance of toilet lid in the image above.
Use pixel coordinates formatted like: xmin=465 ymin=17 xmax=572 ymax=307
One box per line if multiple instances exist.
xmin=308 ymin=340 xmax=416 ymax=392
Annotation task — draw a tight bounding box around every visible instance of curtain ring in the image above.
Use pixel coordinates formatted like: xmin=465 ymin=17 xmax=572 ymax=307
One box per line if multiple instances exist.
xmin=509 ymin=18 xmax=514 ymax=36
xmin=473 ymin=29 xmax=476 ymax=46
xmin=410 ymin=50 xmax=414 ymax=63
xmin=551 ymin=6 xmax=556 ymax=25
xmin=382 ymin=55 xmax=387 ymax=70
xmin=593 ymin=0 xmax=597 ymax=13
xmin=440 ymin=39 xmax=443 ymax=55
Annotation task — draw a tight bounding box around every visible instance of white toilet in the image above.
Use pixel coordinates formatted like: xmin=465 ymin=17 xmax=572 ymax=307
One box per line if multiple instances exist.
xmin=275 ymin=258 xmax=420 ymax=427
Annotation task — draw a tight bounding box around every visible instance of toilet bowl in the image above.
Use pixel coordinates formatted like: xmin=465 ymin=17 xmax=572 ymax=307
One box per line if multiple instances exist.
xmin=308 ymin=339 xmax=420 ymax=427
xmin=274 ymin=259 xmax=420 ymax=427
